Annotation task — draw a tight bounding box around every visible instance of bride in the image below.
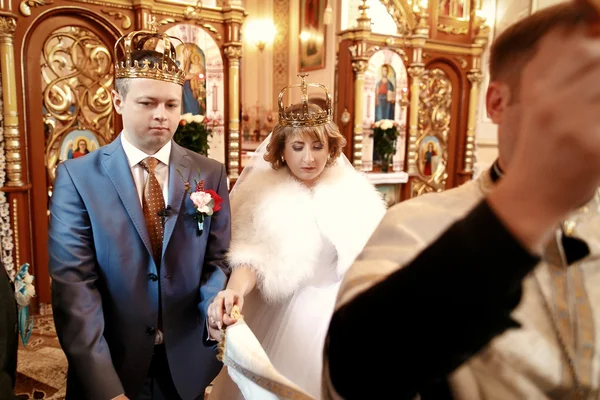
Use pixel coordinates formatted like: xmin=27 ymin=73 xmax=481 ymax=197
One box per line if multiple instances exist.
xmin=207 ymin=75 xmax=386 ymax=399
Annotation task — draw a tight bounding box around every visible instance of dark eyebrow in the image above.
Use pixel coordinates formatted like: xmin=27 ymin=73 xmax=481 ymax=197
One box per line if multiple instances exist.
xmin=136 ymin=96 xmax=180 ymax=103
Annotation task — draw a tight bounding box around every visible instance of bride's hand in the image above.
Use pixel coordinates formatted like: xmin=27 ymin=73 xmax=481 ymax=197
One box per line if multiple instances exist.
xmin=208 ymin=289 xmax=244 ymax=331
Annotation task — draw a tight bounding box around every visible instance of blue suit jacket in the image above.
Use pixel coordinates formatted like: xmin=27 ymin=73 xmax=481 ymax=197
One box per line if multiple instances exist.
xmin=48 ymin=136 xmax=231 ymax=400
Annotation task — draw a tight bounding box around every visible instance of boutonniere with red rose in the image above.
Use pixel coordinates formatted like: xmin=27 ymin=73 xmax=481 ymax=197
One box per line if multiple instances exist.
xmin=178 ymin=169 xmax=223 ymax=236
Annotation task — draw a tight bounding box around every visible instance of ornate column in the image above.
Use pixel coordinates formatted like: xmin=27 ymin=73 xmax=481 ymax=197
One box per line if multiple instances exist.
xmin=406 ymin=6 xmax=429 ymax=176
xmin=464 ymin=70 xmax=483 ymax=175
xmin=0 ymin=14 xmax=23 ymax=187
xmin=406 ymin=65 xmax=424 ymax=176
xmin=462 ymin=16 xmax=489 ymax=177
xmin=349 ymin=0 xmax=371 ymax=170
xmin=224 ymin=7 xmax=244 ymax=179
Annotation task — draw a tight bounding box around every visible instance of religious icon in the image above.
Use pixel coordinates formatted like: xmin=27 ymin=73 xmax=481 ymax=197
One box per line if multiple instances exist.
xmin=419 ymin=137 xmax=441 ymax=177
xmin=374 ymin=64 xmax=396 ymax=122
xmin=60 ymin=129 xmax=100 ymax=162
xmin=178 ymin=43 xmax=207 ymax=116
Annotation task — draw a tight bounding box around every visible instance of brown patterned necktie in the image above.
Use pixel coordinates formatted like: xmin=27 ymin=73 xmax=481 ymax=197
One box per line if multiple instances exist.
xmin=139 ymin=157 xmax=165 ymax=267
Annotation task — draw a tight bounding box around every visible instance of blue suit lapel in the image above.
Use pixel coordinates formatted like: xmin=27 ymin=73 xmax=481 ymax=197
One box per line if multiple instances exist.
xmin=101 ymin=135 xmax=154 ymax=259
xmin=162 ymin=142 xmax=191 ymax=258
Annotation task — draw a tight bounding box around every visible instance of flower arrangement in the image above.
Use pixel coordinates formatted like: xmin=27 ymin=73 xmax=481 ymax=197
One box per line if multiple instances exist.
xmin=371 ymin=119 xmax=401 ymax=173
xmin=173 ymin=113 xmax=213 ymax=156
xmin=178 ymin=169 xmax=223 ymax=236
xmin=14 ymin=263 xmax=35 ymax=345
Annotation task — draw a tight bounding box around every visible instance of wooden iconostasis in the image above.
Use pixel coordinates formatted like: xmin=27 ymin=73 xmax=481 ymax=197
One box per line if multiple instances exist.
xmin=0 ymin=0 xmax=245 ymax=305
xmin=0 ymin=0 xmax=489 ymax=308
xmin=335 ymin=0 xmax=489 ymax=205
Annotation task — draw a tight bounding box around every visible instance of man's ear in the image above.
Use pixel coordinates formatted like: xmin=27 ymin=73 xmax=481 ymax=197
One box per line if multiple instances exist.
xmin=112 ymin=90 xmax=124 ymax=115
xmin=486 ymin=81 xmax=511 ymax=124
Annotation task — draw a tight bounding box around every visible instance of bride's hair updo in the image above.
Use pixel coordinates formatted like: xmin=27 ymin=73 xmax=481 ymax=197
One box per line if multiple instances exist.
xmin=264 ymin=103 xmax=347 ymax=170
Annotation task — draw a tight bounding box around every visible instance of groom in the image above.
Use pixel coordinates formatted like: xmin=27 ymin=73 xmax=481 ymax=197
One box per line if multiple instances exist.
xmin=48 ymin=29 xmax=230 ymax=400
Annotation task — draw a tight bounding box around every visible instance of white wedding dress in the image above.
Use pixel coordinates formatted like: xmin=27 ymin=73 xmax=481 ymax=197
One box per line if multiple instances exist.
xmin=209 ymin=235 xmax=340 ymax=400
xmin=208 ymin=135 xmax=387 ymax=400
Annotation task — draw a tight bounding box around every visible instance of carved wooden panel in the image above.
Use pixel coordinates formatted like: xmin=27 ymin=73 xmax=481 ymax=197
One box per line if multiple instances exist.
xmin=42 ymin=26 xmax=114 ymax=184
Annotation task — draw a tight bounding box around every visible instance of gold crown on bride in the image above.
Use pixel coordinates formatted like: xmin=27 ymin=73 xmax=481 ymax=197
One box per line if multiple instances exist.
xmin=114 ymin=18 xmax=186 ymax=86
xmin=278 ymin=72 xmax=333 ymax=127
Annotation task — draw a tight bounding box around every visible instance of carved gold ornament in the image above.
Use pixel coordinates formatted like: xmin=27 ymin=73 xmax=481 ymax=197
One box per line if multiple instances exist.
xmin=19 ymin=0 xmax=53 ymax=17
xmin=412 ymin=68 xmax=452 ymax=197
xmin=101 ymin=10 xmax=132 ymax=30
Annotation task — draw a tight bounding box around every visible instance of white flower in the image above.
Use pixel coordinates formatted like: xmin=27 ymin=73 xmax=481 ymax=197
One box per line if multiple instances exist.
xmin=24 ymin=273 xmax=33 ymax=284
xmin=379 ymin=119 xmax=394 ymax=130
xmin=2 ymin=237 xmax=13 ymax=250
xmin=26 ymin=284 xmax=36 ymax=297
xmin=191 ymin=114 xmax=205 ymax=123
xmin=181 ymin=113 xmax=205 ymax=124
xmin=1 ymin=223 xmax=9 ymax=231
xmin=15 ymin=291 xmax=29 ymax=306
xmin=190 ymin=191 xmax=212 ymax=209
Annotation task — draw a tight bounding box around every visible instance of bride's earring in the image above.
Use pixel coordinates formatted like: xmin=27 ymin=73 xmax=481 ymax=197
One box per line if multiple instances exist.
xmin=281 ymin=156 xmax=285 ymax=164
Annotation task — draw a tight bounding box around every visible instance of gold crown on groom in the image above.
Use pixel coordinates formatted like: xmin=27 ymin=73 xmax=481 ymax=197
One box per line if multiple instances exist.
xmin=278 ymin=73 xmax=333 ymax=127
xmin=114 ymin=19 xmax=186 ymax=86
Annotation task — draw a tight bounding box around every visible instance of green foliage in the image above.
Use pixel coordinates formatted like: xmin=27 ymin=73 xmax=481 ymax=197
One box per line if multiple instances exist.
xmin=173 ymin=120 xmax=213 ymax=156
xmin=371 ymin=121 xmax=400 ymax=172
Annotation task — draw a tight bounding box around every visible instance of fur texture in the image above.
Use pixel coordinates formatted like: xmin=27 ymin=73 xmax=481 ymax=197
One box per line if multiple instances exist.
xmin=227 ymin=163 xmax=387 ymax=303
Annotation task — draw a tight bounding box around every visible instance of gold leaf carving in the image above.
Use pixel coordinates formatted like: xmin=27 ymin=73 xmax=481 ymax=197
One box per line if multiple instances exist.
xmin=455 ymin=57 xmax=468 ymax=69
xmin=0 ymin=17 xmax=16 ymax=35
xmin=41 ymin=27 xmax=114 ymax=183
xmin=19 ymin=0 xmax=53 ymax=16
xmin=437 ymin=24 xmax=468 ymax=35
xmin=101 ymin=10 xmax=132 ymax=30
xmin=201 ymin=24 xmax=222 ymax=41
xmin=224 ymin=45 xmax=242 ymax=60
xmin=412 ymin=68 xmax=452 ymax=197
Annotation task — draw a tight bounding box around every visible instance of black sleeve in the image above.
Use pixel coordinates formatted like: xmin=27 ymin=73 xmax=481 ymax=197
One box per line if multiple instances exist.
xmin=326 ymin=199 xmax=541 ymax=399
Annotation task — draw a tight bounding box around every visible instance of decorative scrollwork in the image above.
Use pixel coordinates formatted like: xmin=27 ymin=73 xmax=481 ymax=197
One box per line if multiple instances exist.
xmin=367 ymin=46 xmax=381 ymax=57
xmin=455 ymin=57 xmax=468 ymax=69
xmin=41 ymin=27 xmax=113 ymax=183
xmin=467 ymin=70 xmax=483 ymax=84
xmin=101 ymin=10 xmax=132 ymax=30
xmin=184 ymin=0 xmax=205 ymax=23
xmin=407 ymin=65 xmax=424 ymax=79
xmin=348 ymin=44 xmax=358 ymax=58
xmin=201 ymin=24 xmax=222 ymax=40
xmin=352 ymin=60 xmax=368 ymax=74
xmin=224 ymin=45 xmax=242 ymax=60
xmin=0 ymin=17 xmax=16 ymax=36
xmin=412 ymin=68 xmax=452 ymax=197
xmin=390 ymin=48 xmax=408 ymax=62
xmin=437 ymin=24 xmax=468 ymax=35
xmin=379 ymin=0 xmax=412 ymax=35
xmin=19 ymin=0 xmax=53 ymax=16
xmin=149 ymin=16 xmax=178 ymax=30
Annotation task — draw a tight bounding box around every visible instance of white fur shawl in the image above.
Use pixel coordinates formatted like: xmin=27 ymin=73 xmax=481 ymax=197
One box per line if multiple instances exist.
xmin=227 ymin=164 xmax=387 ymax=303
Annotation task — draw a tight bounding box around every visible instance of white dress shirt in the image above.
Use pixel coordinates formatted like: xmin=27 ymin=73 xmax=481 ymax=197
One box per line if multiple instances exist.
xmin=121 ymin=133 xmax=171 ymax=345
xmin=121 ymin=133 xmax=171 ymax=207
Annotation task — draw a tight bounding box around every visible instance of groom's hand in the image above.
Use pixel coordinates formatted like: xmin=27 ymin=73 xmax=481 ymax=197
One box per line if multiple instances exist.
xmin=207 ymin=289 xmax=244 ymax=341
